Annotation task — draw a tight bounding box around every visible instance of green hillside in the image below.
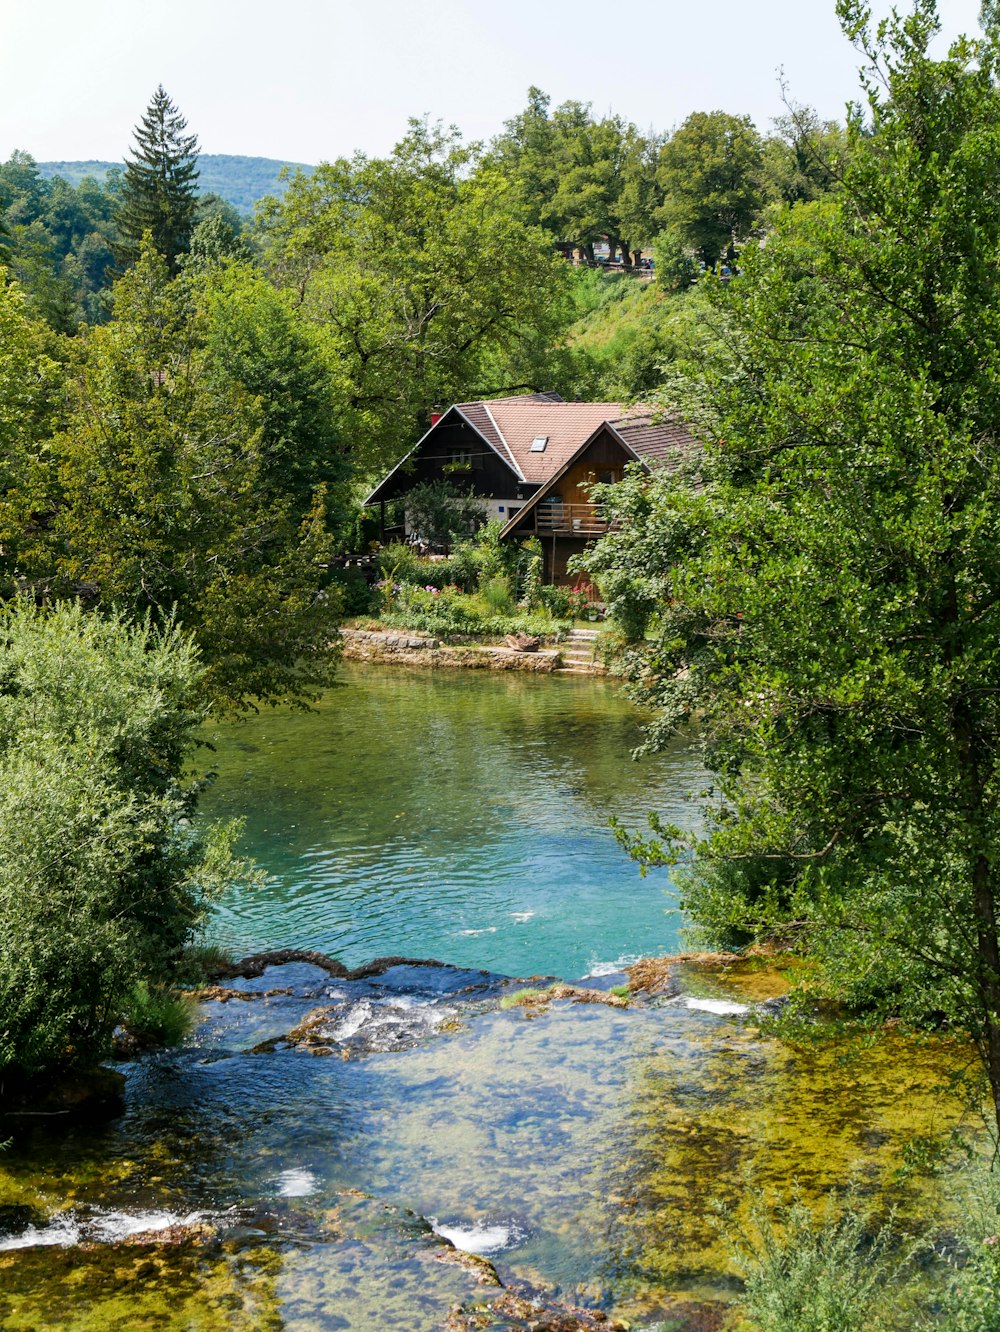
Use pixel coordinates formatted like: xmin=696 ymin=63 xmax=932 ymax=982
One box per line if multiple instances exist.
xmin=36 ymin=153 xmax=312 ymax=214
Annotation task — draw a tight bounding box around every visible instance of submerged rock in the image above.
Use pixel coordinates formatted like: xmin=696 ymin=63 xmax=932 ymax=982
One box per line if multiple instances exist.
xmin=445 ymin=1284 xmax=631 ymax=1331
xmin=433 ymin=1246 xmax=503 ymax=1287
xmin=207 ymin=949 xmax=487 ymax=985
xmin=0 ymin=1205 xmax=45 ymax=1241
xmin=502 ymin=984 xmax=629 ymax=1012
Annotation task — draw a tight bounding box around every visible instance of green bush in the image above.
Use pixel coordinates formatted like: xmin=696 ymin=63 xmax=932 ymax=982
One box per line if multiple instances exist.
xmin=327 ymin=567 xmax=374 ymax=616
xmin=726 ymin=1186 xmax=921 ymax=1332
xmin=380 ymin=583 xmax=561 ymax=642
xmin=0 ymin=601 xmax=251 ymax=1086
xmin=473 ymin=519 xmax=517 ymax=584
xmin=482 ymin=574 xmax=514 ymax=614
xmin=937 ymin=1162 xmax=1000 ymax=1331
xmin=122 ymin=983 xmax=194 ymax=1049
xmin=539 ymin=584 xmax=573 ymax=618
xmin=447 ymin=544 xmax=480 ymax=592
xmin=376 ymin=541 xmax=421 ymax=584
xmin=402 ymin=480 xmax=486 ymax=549
xmin=521 ymin=540 xmax=544 ymax=609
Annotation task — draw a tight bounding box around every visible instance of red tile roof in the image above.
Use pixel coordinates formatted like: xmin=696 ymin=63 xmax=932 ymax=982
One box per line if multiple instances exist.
xmin=363 ymin=393 xmax=699 ymax=508
xmin=454 ymin=397 xmax=625 ymax=482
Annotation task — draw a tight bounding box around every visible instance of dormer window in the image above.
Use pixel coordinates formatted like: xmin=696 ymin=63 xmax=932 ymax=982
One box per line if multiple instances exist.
xmin=530 ymin=436 xmax=548 ymax=453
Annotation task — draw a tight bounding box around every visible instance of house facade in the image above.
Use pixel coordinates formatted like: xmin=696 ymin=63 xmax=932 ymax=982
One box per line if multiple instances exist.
xmin=363 ymin=394 xmax=696 ymax=584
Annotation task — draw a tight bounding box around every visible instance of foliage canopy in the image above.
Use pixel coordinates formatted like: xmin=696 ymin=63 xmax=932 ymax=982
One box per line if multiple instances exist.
xmin=590 ymin=0 xmax=1000 ymax=1130
xmin=0 ymin=601 xmax=247 ymax=1084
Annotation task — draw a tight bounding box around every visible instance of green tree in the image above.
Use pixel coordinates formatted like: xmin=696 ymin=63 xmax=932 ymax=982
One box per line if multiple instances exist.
xmin=196 ymin=259 xmax=348 ymax=514
xmin=759 ymin=106 xmax=848 ymax=209
xmin=489 ymin=86 xmax=560 ymax=231
xmin=0 ymin=601 xmax=247 ymax=1085
xmin=12 ymin=244 xmax=342 ymax=711
xmin=595 ymin=0 xmax=1000 ymax=1130
xmin=116 ymin=85 xmax=200 ymax=274
xmin=0 ymin=154 xmax=120 ymax=326
xmin=656 ymin=110 xmax=764 ymax=264
xmin=259 ymin=120 xmax=572 ymax=479
xmin=0 ymin=273 xmax=63 ymax=561
xmin=490 ymin=92 xmax=661 ymax=265
xmin=403 ymin=479 xmax=486 ymax=550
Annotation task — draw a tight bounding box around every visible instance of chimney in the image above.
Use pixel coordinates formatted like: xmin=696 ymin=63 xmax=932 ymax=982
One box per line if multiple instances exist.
xmin=430 ymin=404 xmax=444 ymax=427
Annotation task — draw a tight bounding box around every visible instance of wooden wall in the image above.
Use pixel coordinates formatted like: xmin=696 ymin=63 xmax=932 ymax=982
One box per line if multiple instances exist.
xmin=374 ymin=419 xmax=529 ymax=502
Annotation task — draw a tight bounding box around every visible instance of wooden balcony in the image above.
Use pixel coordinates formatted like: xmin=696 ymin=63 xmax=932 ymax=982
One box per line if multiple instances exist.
xmin=533 ymin=502 xmax=611 ymax=536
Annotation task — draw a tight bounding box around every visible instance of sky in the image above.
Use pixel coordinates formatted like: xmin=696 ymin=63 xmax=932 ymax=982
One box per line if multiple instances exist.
xmin=0 ymin=0 xmax=985 ymax=165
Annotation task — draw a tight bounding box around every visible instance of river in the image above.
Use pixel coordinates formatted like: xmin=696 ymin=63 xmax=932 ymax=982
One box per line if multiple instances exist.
xmin=0 ymin=665 xmax=963 ymax=1330
xmin=201 ymin=663 xmax=703 ymax=978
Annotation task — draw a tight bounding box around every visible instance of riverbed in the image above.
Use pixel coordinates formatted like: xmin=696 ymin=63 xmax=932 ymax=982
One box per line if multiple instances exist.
xmin=0 ymin=666 xmax=967 ymax=1330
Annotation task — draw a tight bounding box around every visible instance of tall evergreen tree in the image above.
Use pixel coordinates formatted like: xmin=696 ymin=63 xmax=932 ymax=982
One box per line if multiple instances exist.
xmin=116 ymin=85 xmax=199 ymax=274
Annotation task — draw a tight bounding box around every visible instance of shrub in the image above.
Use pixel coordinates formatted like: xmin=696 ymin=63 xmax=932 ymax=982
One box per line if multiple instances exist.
xmin=482 ymin=574 xmax=514 ymax=614
xmin=471 ymin=519 xmax=517 ymax=585
xmin=404 ymin=480 xmax=486 ymax=549
xmin=121 ymin=983 xmax=194 ymax=1049
xmin=327 ymin=567 xmax=373 ymax=616
xmin=0 ymin=602 xmax=252 ymax=1086
xmin=376 ymin=541 xmax=420 ymax=584
xmin=521 ymin=540 xmax=544 ymax=609
xmin=447 ymin=544 xmax=480 ymax=592
xmin=379 ymin=583 xmax=561 ymax=643
xmin=937 ymin=1161 xmax=1000 ymax=1331
xmin=540 ymin=584 xmax=573 ymax=618
xmin=725 ymin=1186 xmax=921 ymax=1332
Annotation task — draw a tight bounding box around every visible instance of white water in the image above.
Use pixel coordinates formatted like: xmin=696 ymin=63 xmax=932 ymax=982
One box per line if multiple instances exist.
xmin=276 ymin=1169 xmax=318 ymax=1198
xmin=0 ymin=1208 xmax=202 ymax=1251
xmin=430 ymin=1219 xmax=522 ymax=1254
xmin=683 ymin=997 xmax=750 ymax=1016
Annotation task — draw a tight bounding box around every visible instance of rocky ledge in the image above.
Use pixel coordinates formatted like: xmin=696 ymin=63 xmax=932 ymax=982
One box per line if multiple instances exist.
xmin=340 ymin=628 xmax=561 ymax=673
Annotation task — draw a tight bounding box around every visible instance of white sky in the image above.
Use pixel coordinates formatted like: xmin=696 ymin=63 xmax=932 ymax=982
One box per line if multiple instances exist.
xmin=0 ymin=0 xmax=984 ymax=165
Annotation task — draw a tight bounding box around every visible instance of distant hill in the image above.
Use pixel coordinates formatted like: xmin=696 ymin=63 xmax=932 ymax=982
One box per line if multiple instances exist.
xmin=36 ymin=154 xmax=313 ymax=214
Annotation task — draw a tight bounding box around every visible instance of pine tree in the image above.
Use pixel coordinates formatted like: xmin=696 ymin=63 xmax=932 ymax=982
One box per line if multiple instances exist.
xmin=116 ymin=85 xmax=199 ymax=274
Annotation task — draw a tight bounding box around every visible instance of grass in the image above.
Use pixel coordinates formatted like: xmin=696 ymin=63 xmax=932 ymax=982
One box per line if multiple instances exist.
xmin=499 ymin=986 xmax=555 ymax=1010
xmin=172 ymin=944 xmax=232 ymax=988
xmin=121 ymin=982 xmax=195 ymax=1049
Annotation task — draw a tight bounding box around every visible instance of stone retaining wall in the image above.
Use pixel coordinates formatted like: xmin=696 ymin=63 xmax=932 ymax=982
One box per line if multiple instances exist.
xmin=340 ymin=629 xmax=561 ymax=673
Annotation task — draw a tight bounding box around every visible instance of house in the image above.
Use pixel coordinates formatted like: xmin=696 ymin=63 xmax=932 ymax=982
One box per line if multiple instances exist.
xmin=363 ymin=394 xmax=697 ymax=584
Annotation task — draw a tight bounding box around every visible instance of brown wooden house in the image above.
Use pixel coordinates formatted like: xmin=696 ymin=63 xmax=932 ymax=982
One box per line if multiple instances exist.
xmin=363 ymin=394 xmax=697 ymax=583
xmin=498 ymin=410 xmax=697 ymax=584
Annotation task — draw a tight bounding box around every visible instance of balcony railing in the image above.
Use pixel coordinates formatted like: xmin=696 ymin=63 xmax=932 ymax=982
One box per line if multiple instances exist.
xmin=534 ymin=502 xmax=611 ymax=536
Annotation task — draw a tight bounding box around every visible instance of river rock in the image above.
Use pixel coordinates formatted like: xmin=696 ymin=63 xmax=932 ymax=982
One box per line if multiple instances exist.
xmin=445 ymin=1285 xmax=629 ymax=1331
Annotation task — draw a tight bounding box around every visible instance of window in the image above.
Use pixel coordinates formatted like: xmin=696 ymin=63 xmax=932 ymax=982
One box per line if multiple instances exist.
xmin=529 ymin=437 xmax=548 ymax=453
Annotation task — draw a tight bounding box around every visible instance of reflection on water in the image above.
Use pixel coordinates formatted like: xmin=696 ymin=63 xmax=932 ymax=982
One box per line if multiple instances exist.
xmin=201 ymin=664 xmax=705 ymax=977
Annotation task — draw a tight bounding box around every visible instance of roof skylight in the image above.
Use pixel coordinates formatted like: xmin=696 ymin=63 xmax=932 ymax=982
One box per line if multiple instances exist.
xmin=530 ymin=436 xmax=548 ymax=452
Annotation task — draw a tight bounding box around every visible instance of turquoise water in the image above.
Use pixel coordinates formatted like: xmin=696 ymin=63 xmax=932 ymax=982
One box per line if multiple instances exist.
xmin=0 ymin=666 xmax=965 ymax=1329
xmin=201 ymin=663 xmax=705 ymax=978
